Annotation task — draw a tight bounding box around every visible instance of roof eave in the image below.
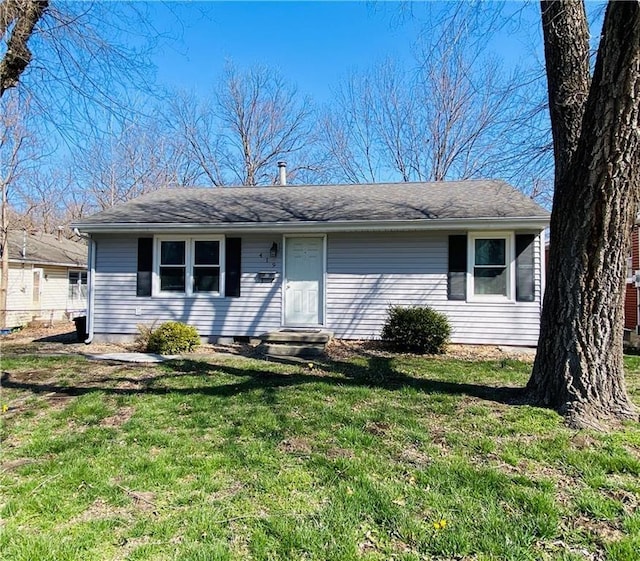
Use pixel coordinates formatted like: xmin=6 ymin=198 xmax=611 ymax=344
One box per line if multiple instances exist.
xmin=73 ymin=216 xmax=550 ymax=235
xmin=9 ymin=258 xmax=86 ymax=268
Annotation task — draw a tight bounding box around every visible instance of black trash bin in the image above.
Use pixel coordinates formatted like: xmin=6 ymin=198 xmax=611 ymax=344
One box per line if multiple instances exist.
xmin=73 ymin=316 xmax=87 ymax=342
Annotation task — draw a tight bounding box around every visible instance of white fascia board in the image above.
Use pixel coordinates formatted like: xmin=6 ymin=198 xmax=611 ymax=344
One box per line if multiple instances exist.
xmin=73 ymin=216 xmax=549 ymax=235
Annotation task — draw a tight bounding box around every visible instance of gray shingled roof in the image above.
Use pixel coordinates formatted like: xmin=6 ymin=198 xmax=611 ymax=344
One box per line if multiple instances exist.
xmin=8 ymin=231 xmax=87 ymax=267
xmin=76 ymin=180 xmax=549 ymax=230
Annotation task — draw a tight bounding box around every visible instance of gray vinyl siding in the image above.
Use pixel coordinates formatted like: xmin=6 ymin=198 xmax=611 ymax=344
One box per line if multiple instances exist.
xmin=93 ymin=234 xmax=282 ymax=338
xmin=325 ymin=231 xmax=543 ymax=346
xmin=93 ymin=229 xmax=543 ymax=346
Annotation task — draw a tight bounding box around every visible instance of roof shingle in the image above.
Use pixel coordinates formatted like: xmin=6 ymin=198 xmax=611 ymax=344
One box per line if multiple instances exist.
xmin=8 ymin=231 xmax=87 ymax=267
xmin=76 ymin=180 xmax=549 ymax=228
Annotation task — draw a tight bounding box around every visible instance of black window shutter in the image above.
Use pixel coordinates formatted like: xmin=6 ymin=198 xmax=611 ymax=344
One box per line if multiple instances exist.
xmin=516 ymin=234 xmax=536 ymax=302
xmin=448 ymin=235 xmax=467 ymax=300
xmin=137 ymin=238 xmax=153 ymax=297
xmin=225 ymin=237 xmax=242 ymax=297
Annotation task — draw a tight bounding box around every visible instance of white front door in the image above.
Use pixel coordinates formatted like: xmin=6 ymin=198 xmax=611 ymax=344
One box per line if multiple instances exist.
xmin=284 ymin=237 xmax=324 ymax=326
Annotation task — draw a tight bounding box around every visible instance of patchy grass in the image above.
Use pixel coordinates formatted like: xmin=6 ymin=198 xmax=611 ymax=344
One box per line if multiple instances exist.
xmin=1 ymin=351 xmax=639 ymax=561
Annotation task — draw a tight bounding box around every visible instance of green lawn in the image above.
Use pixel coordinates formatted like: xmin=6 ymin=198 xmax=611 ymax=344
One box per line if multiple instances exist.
xmin=1 ymin=351 xmax=639 ymax=561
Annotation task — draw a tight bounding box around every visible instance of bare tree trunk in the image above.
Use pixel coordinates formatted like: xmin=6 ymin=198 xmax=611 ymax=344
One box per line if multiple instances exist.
xmin=0 ymin=0 xmax=49 ymax=97
xmin=528 ymin=0 xmax=640 ymax=429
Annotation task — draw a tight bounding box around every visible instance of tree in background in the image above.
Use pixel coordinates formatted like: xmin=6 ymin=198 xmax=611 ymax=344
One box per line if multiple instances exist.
xmin=74 ymin=109 xmax=186 ymax=210
xmin=320 ymin=4 xmax=551 ymax=195
xmin=527 ymin=0 xmax=640 ymax=428
xmin=0 ymin=0 xmax=169 ymax=326
xmin=166 ymin=92 xmax=227 ymax=187
xmin=167 ymin=65 xmax=320 ymax=187
xmin=215 ymin=64 xmax=317 ymax=186
xmin=1 ymin=0 xmax=48 ymax=328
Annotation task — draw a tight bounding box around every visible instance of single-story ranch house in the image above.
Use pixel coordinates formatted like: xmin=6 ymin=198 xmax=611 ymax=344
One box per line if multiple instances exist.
xmin=73 ymin=180 xmax=549 ymax=346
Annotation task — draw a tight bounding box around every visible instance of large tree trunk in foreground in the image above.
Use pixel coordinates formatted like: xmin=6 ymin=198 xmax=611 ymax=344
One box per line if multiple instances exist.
xmin=528 ymin=0 xmax=640 ymax=429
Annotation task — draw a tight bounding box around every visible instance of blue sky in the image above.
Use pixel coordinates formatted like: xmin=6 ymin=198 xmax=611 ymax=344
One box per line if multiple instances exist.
xmin=146 ymin=1 xmax=543 ymax=102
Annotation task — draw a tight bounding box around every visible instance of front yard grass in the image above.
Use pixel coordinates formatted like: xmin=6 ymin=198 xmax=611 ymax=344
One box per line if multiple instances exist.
xmin=1 ymin=351 xmax=639 ymax=560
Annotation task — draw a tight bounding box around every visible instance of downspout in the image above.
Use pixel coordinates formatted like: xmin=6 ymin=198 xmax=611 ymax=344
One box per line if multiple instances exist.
xmin=73 ymin=228 xmax=95 ymax=344
xmin=85 ymin=237 xmax=96 ymax=344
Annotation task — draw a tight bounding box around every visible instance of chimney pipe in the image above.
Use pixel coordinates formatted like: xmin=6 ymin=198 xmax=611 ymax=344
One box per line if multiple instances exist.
xmin=277 ymin=161 xmax=287 ymax=186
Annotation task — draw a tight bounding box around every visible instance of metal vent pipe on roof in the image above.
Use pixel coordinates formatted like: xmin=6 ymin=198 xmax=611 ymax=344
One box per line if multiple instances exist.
xmin=277 ymin=161 xmax=287 ymax=186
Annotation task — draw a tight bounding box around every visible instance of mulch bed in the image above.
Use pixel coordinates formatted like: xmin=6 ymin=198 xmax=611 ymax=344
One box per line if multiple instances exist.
xmin=1 ymin=322 xmax=536 ymax=363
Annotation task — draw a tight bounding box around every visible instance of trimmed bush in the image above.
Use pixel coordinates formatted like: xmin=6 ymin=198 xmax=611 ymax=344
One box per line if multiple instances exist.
xmin=381 ymin=305 xmax=451 ymax=354
xmin=147 ymin=321 xmax=201 ymax=354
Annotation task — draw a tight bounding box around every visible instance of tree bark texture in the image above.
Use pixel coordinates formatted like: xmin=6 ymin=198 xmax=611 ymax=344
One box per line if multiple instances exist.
xmin=540 ymin=0 xmax=591 ymax=183
xmin=0 ymin=0 xmax=48 ymax=98
xmin=528 ymin=0 xmax=640 ymax=428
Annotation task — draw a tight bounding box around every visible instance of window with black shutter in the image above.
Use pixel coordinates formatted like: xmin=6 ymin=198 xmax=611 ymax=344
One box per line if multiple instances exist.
xmin=515 ymin=234 xmax=536 ymax=302
xmin=448 ymin=235 xmax=467 ymax=300
xmin=225 ymin=238 xmax=242 ymax=297
xmin=137 ymin=238 xmax=153 ymax=296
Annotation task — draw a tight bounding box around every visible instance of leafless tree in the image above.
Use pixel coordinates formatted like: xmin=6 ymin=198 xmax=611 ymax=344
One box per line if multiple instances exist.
xmin=166 ymin=65 xmax=321 ymax=186
xmin=321 ymin=35 xmax=541 ymax=188
xmin=166 ymin=92 xmax=226 ymax=187
xmin=215 ymin=64 xmax=317 ymax=186
xmin=73 ymin=110 xmax=184 ymax=210
xmin=0 ymin=0 xmax=168 ymax=325
xmin=319 ymin=3 xmax=553 ymax=199
xmin=0 ymin=93 xmax=43 ymax=326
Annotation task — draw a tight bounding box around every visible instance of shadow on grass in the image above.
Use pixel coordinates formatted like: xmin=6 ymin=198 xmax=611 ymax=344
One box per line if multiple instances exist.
xmin=1 ymin=354 xmax=526 ymax=407
xmin=33 ymin=331 xmax=80 ymax=345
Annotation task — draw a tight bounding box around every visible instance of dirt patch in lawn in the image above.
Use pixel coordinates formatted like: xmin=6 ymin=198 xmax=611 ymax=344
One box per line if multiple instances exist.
xmin=69 ymin=498 xmax=131 ymax=524
xmin=1 ymin=457 xmax=36 ymax=472
xmin=278 ymin=437 xmax=313 ymax=456
xmin=100 ymin=406 xmax=135 ymax=428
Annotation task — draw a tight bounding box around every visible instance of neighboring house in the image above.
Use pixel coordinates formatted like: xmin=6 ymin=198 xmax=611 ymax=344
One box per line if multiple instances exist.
xmin=3 ymin=231 xmax=88 ymax=327
xmin=625 ymin=225 xmax=639 ymax=332
xmin=74 ymin=180 xmax=550 ymax=346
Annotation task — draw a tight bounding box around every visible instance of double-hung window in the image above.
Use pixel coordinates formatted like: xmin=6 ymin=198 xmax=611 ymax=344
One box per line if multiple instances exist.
xmin=68 ymin=271 xmax=88 ymax=300
xmin=155 ymin=236 xmax=224 ymax=296
xmin=468 ymin=232 xmax=514 ymax=301
xmin=448 ymin=232 xmax=536 ymax=302
xmin=472 ymin=236 xmax=508 ymax=297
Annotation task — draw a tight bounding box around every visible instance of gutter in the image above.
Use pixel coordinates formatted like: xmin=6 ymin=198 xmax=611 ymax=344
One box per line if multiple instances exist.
xmin=73 ymin=228 xmax=95 ymax=344
xmin=73 ymin=216 xmax=550 ymax=235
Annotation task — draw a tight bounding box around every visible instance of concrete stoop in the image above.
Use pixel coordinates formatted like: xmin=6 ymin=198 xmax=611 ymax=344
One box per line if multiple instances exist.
xmin=258 ymin=329 xmax=333 ymax=358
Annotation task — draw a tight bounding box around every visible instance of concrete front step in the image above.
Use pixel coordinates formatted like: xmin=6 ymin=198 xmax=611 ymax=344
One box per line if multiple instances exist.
xmin=259 ymin=329 xmax=333 ymax=344
xmin=259 ymin=329 xmax=334 ymax=358
xmin=261 ymin=343 xmax=325 ymax=358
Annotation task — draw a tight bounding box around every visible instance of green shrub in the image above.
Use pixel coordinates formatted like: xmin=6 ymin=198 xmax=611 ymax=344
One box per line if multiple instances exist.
xmin=381 ymin=305 xmax=451 ymax=354
xmin=147 ymin=321 xmax=201 ymax=354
